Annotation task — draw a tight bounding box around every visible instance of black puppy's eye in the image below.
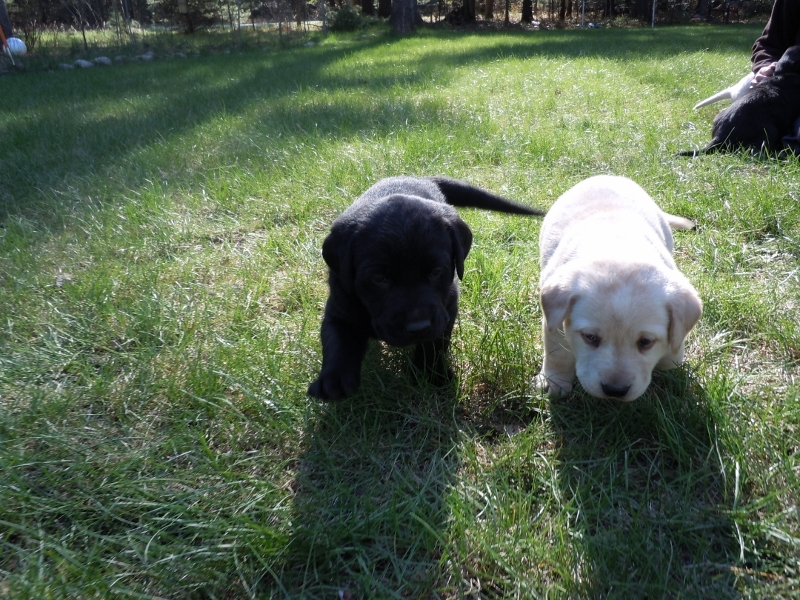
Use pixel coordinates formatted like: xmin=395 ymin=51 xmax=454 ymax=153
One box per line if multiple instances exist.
xmin=370 ymin=274 xmax=390 ymax=288
xmin=638 ymin=337 xmax=655 ymax=351
xmin=582 ymin=332 xmax=601 ymax=348
xmin=429 ymin=266 xmax=450 ymax=282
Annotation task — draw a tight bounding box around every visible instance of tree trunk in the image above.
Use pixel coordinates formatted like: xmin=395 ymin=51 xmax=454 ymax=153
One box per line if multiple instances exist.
xmin=558 ymin=0 xmax=565 ymax=20
xmin=292 ymin=0 xmax=302 ymax=24
xmin=485 ymin=0 xmax=493 ymax=19
xmin=77 ymin=0 xmax=88 ymax=50
xmin=318 ymin=0 xmax=328 ymax=31
xmin=362 ymin=0 xmax=375 ymax=15
xmin=378 ymin=0 xmax=390 ymax=17
xmin=0 ymin=0 xmax=13 ymax=38
xmin=631 ymin=0 xmax=648 ymax=18
xmin=390 ymin=0 xmax=415 ymax=31
xmin=520 ymin=0 xmax=531 ymax=21
xmin=695 ymin=0 xmax=709 ymax=18
xmin=461 ymin=0 xmax=475 ymax=21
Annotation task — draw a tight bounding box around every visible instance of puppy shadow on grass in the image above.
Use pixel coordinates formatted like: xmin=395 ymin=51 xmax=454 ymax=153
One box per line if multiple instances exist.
xmin=550 ymin=370 xmax=748 ymax=598
xmin=282 ymin=347 xmax=462 ymax=597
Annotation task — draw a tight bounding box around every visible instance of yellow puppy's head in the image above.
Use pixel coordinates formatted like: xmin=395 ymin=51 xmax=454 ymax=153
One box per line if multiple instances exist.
xmin=541 ymin=261 xmax=702 ymax=401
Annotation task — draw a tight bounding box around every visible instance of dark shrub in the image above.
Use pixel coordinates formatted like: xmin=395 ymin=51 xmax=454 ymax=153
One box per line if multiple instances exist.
xmin=329 ymin=5 xmax=363 ymax=31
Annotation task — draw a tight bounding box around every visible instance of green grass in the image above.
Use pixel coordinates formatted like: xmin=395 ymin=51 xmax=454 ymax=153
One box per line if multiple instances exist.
xmin=1 ymin=21 xmax=799 ymax=598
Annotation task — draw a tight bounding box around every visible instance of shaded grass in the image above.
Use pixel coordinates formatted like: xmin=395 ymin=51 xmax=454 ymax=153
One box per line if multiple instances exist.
xmin=1 ymin=21 xmax=799 ymax=598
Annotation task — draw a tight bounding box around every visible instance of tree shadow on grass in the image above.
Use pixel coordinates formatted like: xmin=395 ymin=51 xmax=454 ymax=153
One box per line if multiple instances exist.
xmin=280 ymin=349 xmax=462 ymax=597
xmin=425 ymin=22 xmax=762 ymax=65
xmin=0 ymin=37 xmax=392 ymax=223
xmin=0 ymin=24 xmax=760 ymax=230
xmin=550 ymin=369 xmax=745 ymax=598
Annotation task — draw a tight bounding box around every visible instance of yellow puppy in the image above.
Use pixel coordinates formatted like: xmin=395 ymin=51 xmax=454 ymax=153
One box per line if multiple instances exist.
xmin=538 ymin=175 xmax=702 ymax=401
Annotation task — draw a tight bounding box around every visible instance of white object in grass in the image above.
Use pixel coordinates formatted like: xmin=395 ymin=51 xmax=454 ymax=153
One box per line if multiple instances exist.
xmin=6 ymin=37 xmax=26 ymax=56
xmin=693 ymin=72 xmax=754 ymax=110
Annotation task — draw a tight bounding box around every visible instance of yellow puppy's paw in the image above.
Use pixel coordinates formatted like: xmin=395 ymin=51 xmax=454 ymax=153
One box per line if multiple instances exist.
xmin=533 ymin=373 xmax=573 ymax=398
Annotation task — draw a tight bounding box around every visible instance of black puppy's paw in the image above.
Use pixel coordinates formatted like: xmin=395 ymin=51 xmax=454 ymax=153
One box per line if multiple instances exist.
xmin=412 ymin=342 xmax=454 ymax=387
xmin=408 ymin=362 xmax=454 ymax=389
xmin=427 ymin=364 xmax=455 ymax=388
xmin=307 ymin=370 xmax=360 ymax=400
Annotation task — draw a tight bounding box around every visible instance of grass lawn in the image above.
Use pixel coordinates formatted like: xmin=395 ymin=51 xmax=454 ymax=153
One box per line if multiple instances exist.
xmin=1 ymin=21 xmax=799 ymax=598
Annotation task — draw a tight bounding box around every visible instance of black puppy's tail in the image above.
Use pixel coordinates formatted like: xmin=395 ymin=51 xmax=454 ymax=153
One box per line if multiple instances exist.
xmin=426 ymin=176 xmax=545 ymax=216
xmin=676 ymin=144 xmax=718 ymax=158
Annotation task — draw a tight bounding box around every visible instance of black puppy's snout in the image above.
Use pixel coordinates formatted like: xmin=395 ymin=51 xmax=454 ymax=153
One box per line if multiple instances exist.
xmin=406 ymin=319 xmax=432 ymax=336
xmin=601 ymin=382 xmax=631 ymax=398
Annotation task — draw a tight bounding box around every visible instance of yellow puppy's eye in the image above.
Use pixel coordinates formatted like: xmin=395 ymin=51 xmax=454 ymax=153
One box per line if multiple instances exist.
xmin=582 ymin=332 xmax=600 ymax=347
xmin=637 ymin=337 xmax=654 ymax=351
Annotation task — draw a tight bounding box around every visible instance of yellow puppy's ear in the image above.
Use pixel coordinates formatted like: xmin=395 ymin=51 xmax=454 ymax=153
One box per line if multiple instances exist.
xmin=540 ymin=273 xmax=578 ymax=333
xmin=667 ymin=280 xmax=703 ymax=355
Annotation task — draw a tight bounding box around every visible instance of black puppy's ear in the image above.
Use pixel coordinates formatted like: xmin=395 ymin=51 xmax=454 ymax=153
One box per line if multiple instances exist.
xmin=449 ymin=217 xmax=473 ymax=280
xmin=776 ymin=45 xmax=800 ymax=74
xmin=321 ymin=222 xmax=356 ymax=293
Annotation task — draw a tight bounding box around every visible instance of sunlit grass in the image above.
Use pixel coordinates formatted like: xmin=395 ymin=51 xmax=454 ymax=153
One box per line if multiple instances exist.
xmin=1 ymin=22 xmax=799 ymax=598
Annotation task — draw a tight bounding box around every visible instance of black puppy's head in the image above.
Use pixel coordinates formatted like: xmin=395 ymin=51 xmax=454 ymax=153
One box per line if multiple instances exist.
xmin=322 ymin=194 xmax=472 ymax=346
xmin=775 ymin=45 xmax=800 ymax=76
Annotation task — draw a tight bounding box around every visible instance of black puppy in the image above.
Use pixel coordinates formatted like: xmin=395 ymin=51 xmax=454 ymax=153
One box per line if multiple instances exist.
xmin=307 ymin=176 xmax=544 ymax=400
xmin=679 ymin=45 xmax=800 ymax=156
